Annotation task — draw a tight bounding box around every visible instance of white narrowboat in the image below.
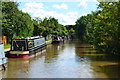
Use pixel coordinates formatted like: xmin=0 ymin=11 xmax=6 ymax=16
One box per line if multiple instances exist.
xmin=0 ymin=42 xmax=7 ymax=70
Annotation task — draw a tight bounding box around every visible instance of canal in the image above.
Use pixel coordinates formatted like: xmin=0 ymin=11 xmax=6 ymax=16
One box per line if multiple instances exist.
xmin=1 ymin=40 xmax=120 ymax=78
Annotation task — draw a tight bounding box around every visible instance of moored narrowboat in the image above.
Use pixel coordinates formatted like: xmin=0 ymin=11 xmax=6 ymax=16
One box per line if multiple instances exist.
xmin=52 ymin=36 xmax=63 ymax=43
xmin=6 ymin=36 xmax=46 ymax=58
xmin=0 ymin=42 xmax=7 ymax=70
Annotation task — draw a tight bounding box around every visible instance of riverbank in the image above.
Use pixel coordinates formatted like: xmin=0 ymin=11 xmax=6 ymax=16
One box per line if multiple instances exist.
xmin=4 ymin=44 xmax=10 ymax=49
xmin=46 ymin=39 xmax=52 ymax=45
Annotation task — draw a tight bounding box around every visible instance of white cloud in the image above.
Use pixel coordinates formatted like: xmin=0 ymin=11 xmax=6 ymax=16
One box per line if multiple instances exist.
xmin=46 ymin=7 xmax=49 ymax=9
xmin=22 ymin=2 xmax=77 ymax=25
xmin=78 ymin=0 xmax=98 ymax=9
xmin=82 ymin=13 xmax=88 ymax=16
xmin=78 ymin=0 xmax=88 ymax=9
xmin=25 ymin=2 xmax=44 ymax=9
xmin=53 ymin=3 xmax=68 ymax=10
xmin=8 ymin=0 xmax=99 ymax=2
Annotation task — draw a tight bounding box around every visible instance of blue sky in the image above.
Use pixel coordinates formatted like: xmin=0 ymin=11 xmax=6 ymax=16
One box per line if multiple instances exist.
xmin=18 ymin=0 xmax=99 ymax=25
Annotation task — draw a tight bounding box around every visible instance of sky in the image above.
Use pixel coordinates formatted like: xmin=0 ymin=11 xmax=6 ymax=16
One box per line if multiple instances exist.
xmin=18 ymin=0 xmax=99 ymax=25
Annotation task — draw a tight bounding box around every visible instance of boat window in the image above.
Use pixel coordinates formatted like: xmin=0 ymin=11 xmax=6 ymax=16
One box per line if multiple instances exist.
xmin=11 ymin=40 xmax=27 ymax=51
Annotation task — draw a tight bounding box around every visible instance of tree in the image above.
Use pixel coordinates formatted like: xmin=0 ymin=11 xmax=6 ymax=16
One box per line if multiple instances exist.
xmin=2 ymin=2 xmax=34 ymax=42
xmin=33 ymin=17 xmax=68 ymax=39
xmin=75 ymin=16 xmax=88 ymax=40
xmin=2 ymin=2 xmax=19 ymax=42
xmin=75 ymin=2 xmax=120 ymax=54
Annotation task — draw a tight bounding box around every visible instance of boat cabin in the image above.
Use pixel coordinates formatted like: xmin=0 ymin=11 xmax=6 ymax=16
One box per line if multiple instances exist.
xmin=6 ymin=36 xmax=46 ymax=58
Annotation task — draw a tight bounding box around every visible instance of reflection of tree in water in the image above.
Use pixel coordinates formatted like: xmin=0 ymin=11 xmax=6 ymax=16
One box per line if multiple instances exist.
xmin=76 ymin=48 xmax=120 ymax=62
xmin=99 ymin=64 xmax=120 ymax=78
xmin=75 ymin=43 xmax=120 ymax=78
xmin=44 ymin=43 xmax=65 ymax=63
xmin=3 ymin=58 xmax=32 ymax=78
xmin=75 ymin=43 xmax=120 ymax=62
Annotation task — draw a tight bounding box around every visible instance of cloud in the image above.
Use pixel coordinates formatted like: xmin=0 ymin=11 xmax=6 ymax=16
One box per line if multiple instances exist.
xmin=25 ymin=2 xmax=44 ymax=9
xmin=6 ymin=0 xmax=99 ymax=2
xmin=78 ymin=0 xmax=88 ymax=9
xmin=22 ymin=2 xmax=77 ymax=25
xmin=32 ymin=11 xmax=78 ymax=25
xmin=82 ymin=13 xmax=88 ymax=16
xmin=78 ymin=0 xmax=98 ymax=9
xmin=53 ymin=3 xmax=68 ymax=9
xmin=22 ymin=2 xmax=44 ymax=13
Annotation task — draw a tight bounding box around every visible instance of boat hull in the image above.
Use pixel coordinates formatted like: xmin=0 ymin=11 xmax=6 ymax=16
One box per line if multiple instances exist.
xmin=0 ymin=57 xmax=7 ymax=70
xmin=6 ymin=46 xmax=46 ymax=58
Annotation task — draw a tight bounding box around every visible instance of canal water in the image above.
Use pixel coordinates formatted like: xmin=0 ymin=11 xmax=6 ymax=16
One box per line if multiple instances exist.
xmin=1 ymin=40 xmax=120 ymax=78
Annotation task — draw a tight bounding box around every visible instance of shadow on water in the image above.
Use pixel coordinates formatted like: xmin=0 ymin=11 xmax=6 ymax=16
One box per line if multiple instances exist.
xmin=75 ymin=40 xmax=120 ymax=78
xmin=100 ymin=65 xmax=120 ymax=78
xmin=75 ymin=53 xmax=120 ymax=78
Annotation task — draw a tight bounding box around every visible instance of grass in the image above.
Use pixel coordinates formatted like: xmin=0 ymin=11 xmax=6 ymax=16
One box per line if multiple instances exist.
xmin=46 ymin=39 xmax=52 ymax=41
xmin=4 ymin=44 xmax=11 ymax=49
xmin=46 ymin=39 xmax=52 ymax=44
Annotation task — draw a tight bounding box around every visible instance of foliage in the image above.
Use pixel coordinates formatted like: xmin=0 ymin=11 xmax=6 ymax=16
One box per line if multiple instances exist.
xmin=75 ymin=16 xmax=89 ymax=40
xmin=2 ymin=2 xmax=33 ymax=42
xmin=75 ymin=2 xmax=120 ymax=54
xmin=33 ymin=17 xmax=68 ymax=38
xmin=65 ymin=25 xmax=75 ymax=39
xmin=2 ymin=2 xmax=68 ymax=42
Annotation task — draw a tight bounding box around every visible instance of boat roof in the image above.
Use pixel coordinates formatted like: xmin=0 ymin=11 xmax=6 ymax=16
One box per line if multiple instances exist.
xmin=12 ymin=36 xmax=44 ymax=40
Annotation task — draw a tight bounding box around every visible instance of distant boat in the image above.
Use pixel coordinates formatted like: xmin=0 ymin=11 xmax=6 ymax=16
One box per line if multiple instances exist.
xmin=6 ymin=36 xmax=46 ymax=58
xmin=52 ymin=36 xmax=63 ymax=43
xmin=0 ymin=42 xmax=7 ymax=70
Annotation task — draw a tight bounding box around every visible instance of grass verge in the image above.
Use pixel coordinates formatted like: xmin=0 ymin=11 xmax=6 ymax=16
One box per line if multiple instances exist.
xmin=4 ymin=44 xmax=11 ymax=49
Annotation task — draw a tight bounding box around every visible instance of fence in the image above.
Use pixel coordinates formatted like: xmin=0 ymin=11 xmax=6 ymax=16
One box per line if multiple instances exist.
xmin=0 ymin=36 xmax=7 ymax=45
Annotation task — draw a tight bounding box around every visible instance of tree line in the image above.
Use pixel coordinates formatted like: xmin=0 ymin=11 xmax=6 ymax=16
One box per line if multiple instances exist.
xmin=2 ymin=1 xmax=120 ymax=54
xmin=2 ymin=2 xmax=70 ymax=42
xmin=75 ymin=2 xmax=120 ymax=55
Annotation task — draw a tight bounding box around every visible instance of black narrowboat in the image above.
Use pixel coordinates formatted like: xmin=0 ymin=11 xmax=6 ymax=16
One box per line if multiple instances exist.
xmin=6 ymin=36 xmax=46 ymax=58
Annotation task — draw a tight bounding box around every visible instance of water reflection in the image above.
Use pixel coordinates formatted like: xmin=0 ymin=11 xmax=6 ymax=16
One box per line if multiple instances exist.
xmin=75 ymin=40 xmax=120 ymax=78
xmin=1 ymin=40 xmax=120 ymax=78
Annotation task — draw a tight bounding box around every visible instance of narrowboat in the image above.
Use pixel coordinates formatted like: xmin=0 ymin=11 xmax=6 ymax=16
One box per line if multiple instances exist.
xmin=52 ymin=36 xmax=63 ymax=43
xmin=6 ymin=36 xmax=46 ymax=58
xmin=0 ymin=42 xmax=7 ymax=70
